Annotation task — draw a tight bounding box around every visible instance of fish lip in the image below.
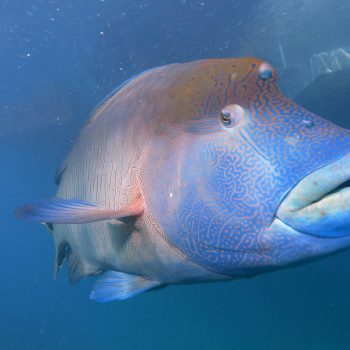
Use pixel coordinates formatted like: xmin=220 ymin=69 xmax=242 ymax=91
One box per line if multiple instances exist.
xmin=276 ymin=153 xmax=350 ymax=237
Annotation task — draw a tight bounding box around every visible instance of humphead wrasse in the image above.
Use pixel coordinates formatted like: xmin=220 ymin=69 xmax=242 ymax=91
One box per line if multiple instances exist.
xmin=16 ymin=58 xmax=350 ymax=301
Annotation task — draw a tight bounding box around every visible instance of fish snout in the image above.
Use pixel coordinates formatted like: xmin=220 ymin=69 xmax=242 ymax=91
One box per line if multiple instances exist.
xmin=276 ymin=153 xmax=350 ymax=237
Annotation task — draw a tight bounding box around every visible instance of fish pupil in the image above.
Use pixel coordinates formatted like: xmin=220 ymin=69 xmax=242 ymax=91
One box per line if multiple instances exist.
xmin=220 ymin=111 xmax=232 ymax=126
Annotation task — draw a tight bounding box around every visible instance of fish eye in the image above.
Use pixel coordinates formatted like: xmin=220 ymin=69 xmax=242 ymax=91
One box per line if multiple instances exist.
xmin=220 ymin=111 xmax=232 ymax=127
xmin=219 ymin=104 xmax=244 ymax=128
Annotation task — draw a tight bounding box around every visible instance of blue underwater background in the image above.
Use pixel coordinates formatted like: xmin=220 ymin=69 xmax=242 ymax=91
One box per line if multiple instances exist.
xmin=2 ymin=1 xmax=350 ymax=349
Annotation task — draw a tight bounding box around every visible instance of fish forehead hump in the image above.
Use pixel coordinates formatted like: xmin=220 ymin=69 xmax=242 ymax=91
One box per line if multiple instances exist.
xmin=89 ymin=58 xmax=268 ymax=130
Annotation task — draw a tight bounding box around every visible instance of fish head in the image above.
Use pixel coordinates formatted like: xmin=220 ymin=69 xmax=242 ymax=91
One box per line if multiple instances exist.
xmin=139 ymin=58 xmax=350 ymax=277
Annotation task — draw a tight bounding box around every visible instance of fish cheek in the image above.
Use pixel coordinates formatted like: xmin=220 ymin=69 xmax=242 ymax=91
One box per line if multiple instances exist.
xmin=168 ymin=135 xmax=279 ymax=274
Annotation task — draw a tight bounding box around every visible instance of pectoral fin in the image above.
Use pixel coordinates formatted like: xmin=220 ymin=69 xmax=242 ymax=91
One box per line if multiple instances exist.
xmin=89 ymin=271 xmax=161 ymax=302
xmin=15 ymin=197 xmax=144 ymax=224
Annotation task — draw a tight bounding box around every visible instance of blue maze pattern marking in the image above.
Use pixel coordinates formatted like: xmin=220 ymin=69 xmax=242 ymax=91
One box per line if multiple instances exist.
xmin=167 ymin=62 xmax=350 ymax=276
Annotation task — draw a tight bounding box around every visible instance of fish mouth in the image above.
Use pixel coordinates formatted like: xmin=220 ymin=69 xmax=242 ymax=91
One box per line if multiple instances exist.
xmin=276 ymin=153 xmax=350 ymax=238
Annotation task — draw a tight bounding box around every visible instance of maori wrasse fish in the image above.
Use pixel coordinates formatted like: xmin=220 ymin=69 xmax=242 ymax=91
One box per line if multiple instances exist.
xmin=16 ymin=58 xmax=350 ymax=301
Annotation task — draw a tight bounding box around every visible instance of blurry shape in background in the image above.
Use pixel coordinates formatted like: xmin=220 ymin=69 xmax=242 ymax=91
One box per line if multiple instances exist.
xmin=296 ymin=68 xmax=350 ymax=129
xmin=293 ymin=47 xmax=350 ymax=129
xmin=310 ymin=47 xmax=350 ymax=81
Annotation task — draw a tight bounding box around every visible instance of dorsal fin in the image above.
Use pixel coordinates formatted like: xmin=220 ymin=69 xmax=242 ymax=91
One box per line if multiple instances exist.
xmin=91 ymin=66 xmax=166 ymax=117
